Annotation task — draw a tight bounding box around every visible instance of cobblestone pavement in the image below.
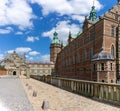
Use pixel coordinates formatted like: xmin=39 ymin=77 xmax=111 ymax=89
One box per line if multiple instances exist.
xmin=0 ymin=75 xmax=34 ymax=111
xmin=21 ymin=77 xmax=120 ymax=111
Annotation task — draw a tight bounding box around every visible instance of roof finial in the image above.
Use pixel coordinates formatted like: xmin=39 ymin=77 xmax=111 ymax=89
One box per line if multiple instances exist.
xmin=68 ymin=28 xmax=72 ymax=39
xmin=54 ymin=26 xmax=57 ymax=33
xmin=93 ymin=0 xmax=95 ymax=6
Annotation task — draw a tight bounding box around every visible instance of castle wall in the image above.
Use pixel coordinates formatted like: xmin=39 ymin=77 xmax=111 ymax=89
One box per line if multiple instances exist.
xmin=55 ymin=19 xmax=104 ymax=81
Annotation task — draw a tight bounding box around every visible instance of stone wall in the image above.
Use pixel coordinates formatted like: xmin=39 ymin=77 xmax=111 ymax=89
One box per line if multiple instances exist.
xmin=30 ymin=75 xmax=120 ymax=105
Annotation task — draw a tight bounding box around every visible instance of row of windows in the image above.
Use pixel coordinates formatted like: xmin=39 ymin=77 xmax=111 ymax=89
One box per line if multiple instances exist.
xmin=62 ymin=30 xmax=95 ymax=56
xmin=83 ymin=30 xmax=95 ymax=44
xmin=93 ymin=63 xmax=113 ymax=71
xmin=59 ymin=47 xmax=94 ymax=67
xmin=29 ymin=64 xmax=51 ymax=68
xmin=61 ymin=24 xmax=115 ymax=59
xmin=59 ymin=45 xmax=115 ymax=69
xmin=61 ymin=24 xmax=116 ymax=58
xmin=30 ymin=69 xmax=51 ymax=74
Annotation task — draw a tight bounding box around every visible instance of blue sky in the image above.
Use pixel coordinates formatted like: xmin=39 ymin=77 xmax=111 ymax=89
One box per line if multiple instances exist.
xmin=0 ymin=0 xmax=117 ymax=62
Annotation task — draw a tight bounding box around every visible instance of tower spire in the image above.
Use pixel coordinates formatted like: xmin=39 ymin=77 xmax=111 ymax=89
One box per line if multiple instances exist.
xmin=51 ymin=30 xmax=60 ymax=44
xmin=89 ymin=2 xmax=97 ymax=21
xmin=68 ymin=30 xmax=72 ymax=39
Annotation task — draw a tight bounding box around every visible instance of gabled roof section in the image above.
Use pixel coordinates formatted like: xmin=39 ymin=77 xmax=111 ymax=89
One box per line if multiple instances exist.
xmin=100 ymin=2 xmax=120 ymax=20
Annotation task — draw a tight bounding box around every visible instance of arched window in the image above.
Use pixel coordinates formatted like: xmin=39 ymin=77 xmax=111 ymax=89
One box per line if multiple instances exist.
xmin=111 ymin=45 xmax=114 ymax=57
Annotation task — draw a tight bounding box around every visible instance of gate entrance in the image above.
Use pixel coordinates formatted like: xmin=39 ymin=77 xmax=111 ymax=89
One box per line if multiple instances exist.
xmin=13 ymin=71 xmax=16 ymax=75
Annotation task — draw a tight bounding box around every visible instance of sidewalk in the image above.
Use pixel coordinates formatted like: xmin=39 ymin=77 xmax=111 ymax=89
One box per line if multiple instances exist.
xmin=21 ymin=77 xmax=120 ymax=111
xmin=0 ymin=75 xmax=34 ymax=111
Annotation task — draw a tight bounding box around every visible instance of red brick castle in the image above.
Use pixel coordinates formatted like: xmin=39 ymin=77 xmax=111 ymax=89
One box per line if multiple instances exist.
xmin=50 ymin=1 xmax=120 ymax=83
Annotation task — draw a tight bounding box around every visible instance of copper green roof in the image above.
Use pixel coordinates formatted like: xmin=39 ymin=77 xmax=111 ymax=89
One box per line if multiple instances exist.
xmin=89 ymin=6 xmax=97 ymax=21
xmin=77 ymin=31 xmax=82 ymax=36
xmin=52 ymin=31 xmax=60 ymax=44
xmin=71 ymin=34 xmax=77 ymax=39
xmin=71 ymin=31 xmax=82 ymax=39
xmin=63 ymin=43 xmax=67 ymax=47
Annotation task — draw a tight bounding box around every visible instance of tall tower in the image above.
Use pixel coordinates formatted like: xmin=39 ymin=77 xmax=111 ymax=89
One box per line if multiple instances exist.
xmin=50 ymin=31 xmax=61 ymax=63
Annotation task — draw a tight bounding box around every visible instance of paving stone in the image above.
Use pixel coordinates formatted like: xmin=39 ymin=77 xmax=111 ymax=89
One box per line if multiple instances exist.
xmin=21 ymin=77 xmax=120 ymax=111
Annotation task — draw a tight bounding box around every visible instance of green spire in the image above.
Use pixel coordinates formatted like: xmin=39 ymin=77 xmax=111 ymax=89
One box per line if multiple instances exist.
xmin=52 ymin=31 xmax=60 ymax=44
xmin=89 ymin=5 xmax=97 ymax=21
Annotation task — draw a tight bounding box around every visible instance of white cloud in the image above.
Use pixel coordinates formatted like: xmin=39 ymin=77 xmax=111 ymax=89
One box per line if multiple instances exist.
xmin=29 ymin=0 xmax=102 ymax=22
xmin=42 ymin=20 xmax=80 ymax=43
xmin=26 ymin=36 xmax=39 ymax=42
xmin=0 ymin=0 xmax=36 ymax=30
xmin=41 ymin=54 xmax=50 ymax=62
xmin=15 ymin=47 xmax=32 ymax=53
xmin=15 ymin=31 xmax=23 ymax=35
xmin=7 ymin=50 xmax=14 ymax=54
xmin=71 ymin=15 xmax=85 ymax=23
xmin=0 ymin=27 xmax=13 ymax=34
xmin=0 ymin=29 xmax=10 ymax=34
xmin=0 ymin=54 xmax=4 ymax=60
xmin=29 ymin=57 xmax=34 ymax=60
xmin=29 ymin=51 xmax=40 ymax=56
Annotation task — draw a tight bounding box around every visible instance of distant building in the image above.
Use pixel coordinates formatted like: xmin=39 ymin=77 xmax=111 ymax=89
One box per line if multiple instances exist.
xmin=50 ymin=1 xmax=120 ymax=83
xmin=27 ymin=62 xmax=54 ymax=76
xmin=1 ymin=51 xmax=54 ymax=77
xmin=2 ymin=51 xmax=29 ymax=77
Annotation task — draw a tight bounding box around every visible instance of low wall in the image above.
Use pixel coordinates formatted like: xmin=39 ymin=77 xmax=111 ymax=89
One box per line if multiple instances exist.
xmin=0 ymin=70 xmax=7 ymax=75
xmin=30 ymin=75 xmax=120 ymax=104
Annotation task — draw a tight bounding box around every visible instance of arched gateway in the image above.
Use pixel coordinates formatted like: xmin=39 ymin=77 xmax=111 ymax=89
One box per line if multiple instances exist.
xmin=13 ymin=71 xmax=16 ymax=75
xmin=0 ymin=51 xmax=30 ymax=78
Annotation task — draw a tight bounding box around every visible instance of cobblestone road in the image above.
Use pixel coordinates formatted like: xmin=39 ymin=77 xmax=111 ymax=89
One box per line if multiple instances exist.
xmin=0 ymin=75 xmax=34 ymax=111
xmin=21 ymin=77 xmax=120 ymax=111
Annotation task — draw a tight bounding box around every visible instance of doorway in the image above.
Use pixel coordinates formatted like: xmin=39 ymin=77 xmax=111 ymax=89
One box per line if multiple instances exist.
xmin=13 ymin=71 xmax=16 ymax=75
